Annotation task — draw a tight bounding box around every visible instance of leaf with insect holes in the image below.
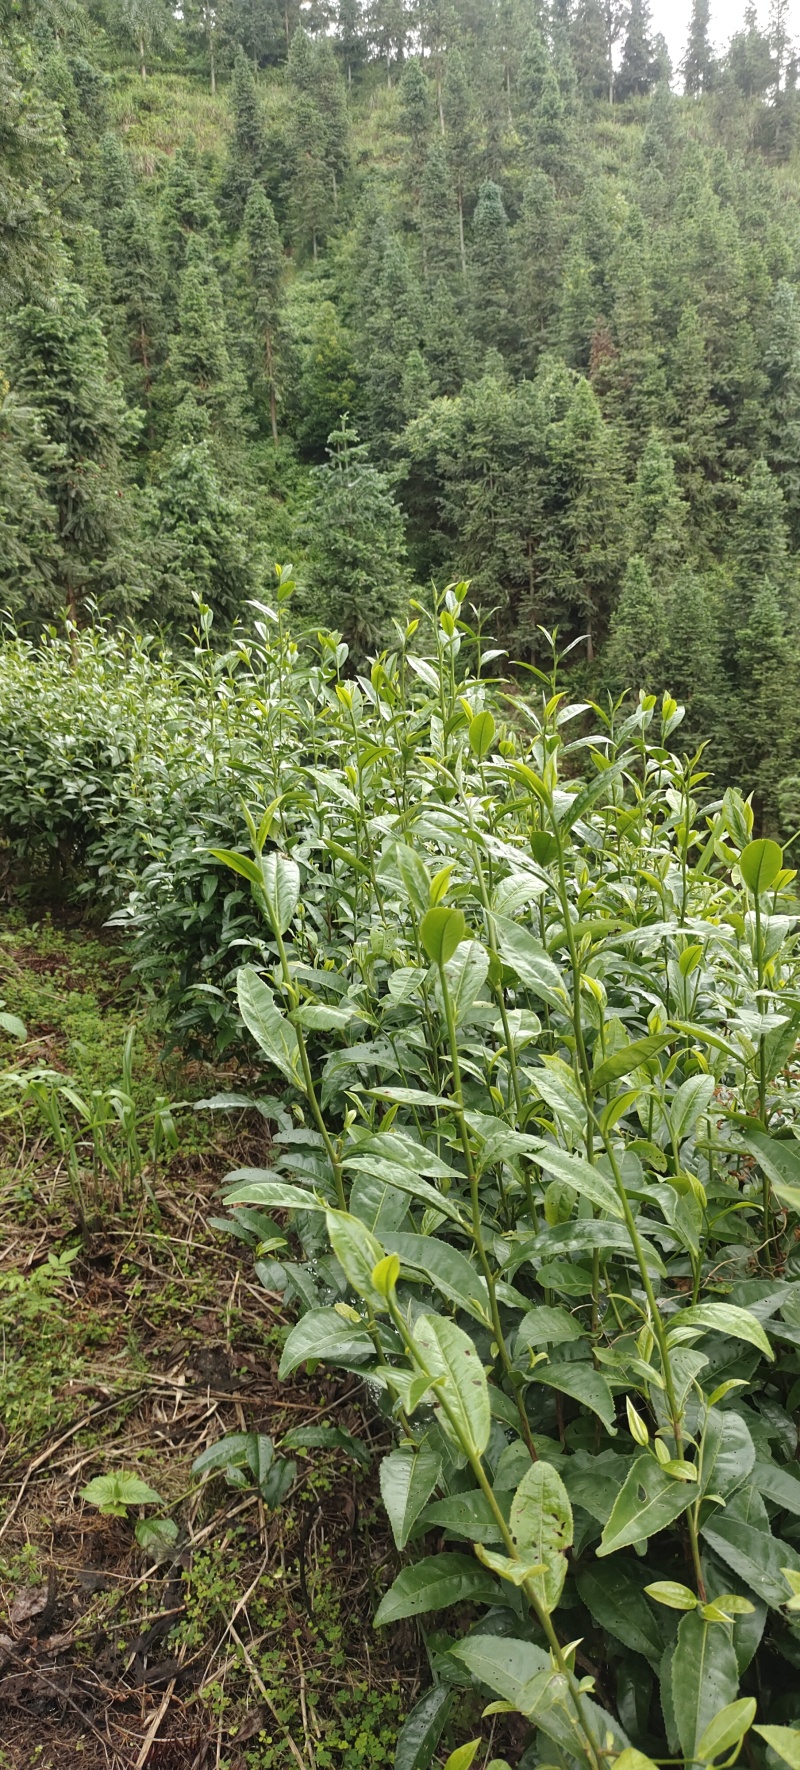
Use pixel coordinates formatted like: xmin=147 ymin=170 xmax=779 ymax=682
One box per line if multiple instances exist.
xmin=509 ymin=1461 xmax=573 ymax=1614
xmin=410 ymin=1312 xmax=490 ymax=1456
xmin=598 ymin=1455 xmax=695 ymax=1555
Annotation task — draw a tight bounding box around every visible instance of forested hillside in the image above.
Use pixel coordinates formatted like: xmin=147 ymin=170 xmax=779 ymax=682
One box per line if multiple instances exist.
xmin=4 ymin=0 xmax=800 ymax=824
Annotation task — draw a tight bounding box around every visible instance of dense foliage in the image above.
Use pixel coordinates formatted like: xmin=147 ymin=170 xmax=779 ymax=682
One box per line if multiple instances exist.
xmin=6 ymin=0 xmax=800 ymax=818
xmin=6 ymin=598 xmax=800 ymax=1764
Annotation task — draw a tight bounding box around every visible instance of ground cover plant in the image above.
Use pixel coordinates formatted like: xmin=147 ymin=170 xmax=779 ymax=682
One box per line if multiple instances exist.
xmin=0 ymin=917 xmax=418 ymax=1768
xmin=5 ymin=594 xmax=800 ymax=1767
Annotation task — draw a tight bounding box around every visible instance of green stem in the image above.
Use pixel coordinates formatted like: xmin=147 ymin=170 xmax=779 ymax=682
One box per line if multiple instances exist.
xmin=437 ymin=956 xmax=538 ymax=1463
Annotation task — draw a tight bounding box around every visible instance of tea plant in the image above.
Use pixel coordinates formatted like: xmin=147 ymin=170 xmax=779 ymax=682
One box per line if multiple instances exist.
xmin=6 ymin=591 xmax=800 ymax=1764
xmin=206 ymin=599 xmax=800 ymax=1769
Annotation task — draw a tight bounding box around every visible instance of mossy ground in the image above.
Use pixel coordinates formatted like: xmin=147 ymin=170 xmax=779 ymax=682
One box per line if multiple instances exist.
xmin=0 ymin=915 xmax=420 ymax=1769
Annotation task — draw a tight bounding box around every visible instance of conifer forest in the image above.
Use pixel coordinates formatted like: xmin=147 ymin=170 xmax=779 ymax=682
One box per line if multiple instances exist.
xmin=12 ymin=4 xmax=800 ymax=1770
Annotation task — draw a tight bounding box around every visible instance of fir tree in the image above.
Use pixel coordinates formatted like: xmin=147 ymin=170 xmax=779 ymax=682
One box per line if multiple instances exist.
xmin=289 ymin=92 xmax=329 ymax=259
xmin=683 ymin=0 xmax=715 ymax=96
xmin=603 ymin=555 xmax=667 ymax=695
xmin=149 ymin=397 xmax=256 ymax=622
xmin=6 ymin=281 xmax=141 ymax=621
xmin=297 ymin=299 xmax=358 ymax=453
xmin=570 ymin=0 xmax=610 ymax=101
xmin=664 ymin=568 xmax=722 ymax=750
xmin=243 ymin=183 xmax=284 ymax=444
xmin=224 ymin=49 xmax=269 ymax=223
xmin=297 ymin=416 xmax=408 ymax=656
xmin=617 ymin=0 xmax=657 ymax=100
xmin=119 ymin=0 xmax=172 ymax=79
xmin=159 ymin=139 xmax=219 ymax=287
xmin=630 ymin=432 xmax=688 ymax=575
xmin=106 ymin=195 xmax=165 ymax=403
xmin=399 ymin=59 xmax=431 ymax=200
xmin=0 ymin=379 xmax=63 ymax=621
xmin=368 ymin=0 xmax=407 ymax=86
xmin=762 ymin=279 xmax=800 ymax=546
xmin=469 ymin=180 xmax=516 ymax=358
xmin=170 ymin=236 xmax=243 ymax=439
xmin=423 ymin=277 xmax=469 ymax=394
xmin=420 ymin=139 xmax=461 ymax=284
xmin=357 ymin=217 xmax=422 ymax=447
xmin=336 ymin=0 xmax=365 ymax=86
xmin=516 ymin=170 xmax=562 ymax=364
xmin=442 ymin=47 xmax=474 ymax=274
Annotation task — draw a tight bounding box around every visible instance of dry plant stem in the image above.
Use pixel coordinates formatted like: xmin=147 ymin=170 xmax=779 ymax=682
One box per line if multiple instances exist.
xmin=227 ymin=1617 xmax=309 ymax=1770
xmin=437 ymin=955 xmax=538 ymax=1462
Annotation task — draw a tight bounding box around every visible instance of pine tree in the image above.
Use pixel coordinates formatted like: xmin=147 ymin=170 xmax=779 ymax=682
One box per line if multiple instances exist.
xmin=539 ymin=368 xmax=628 ymax=656
xmin=683 ymin=0 xmax=715 ymax=96
xmin=664 ymin=568 xmax=722 ymax=750
xmin=289 ymin=92 xmax=329 ymax=259
xmin=469 ymin=181 xmax=516 ymax=358
xmin=243 ymin=183 xmax=284 ymax=444
xmin=297 ymin=416 xmax=408 ymax=657
xmin=149 ymin=396 xmax=256 ymax=622
xmin=159 ymin=139 xmax=219 ymax=288
xmin=727 ymin=5 xmax=774 ymax=99
xmin=6 ymin=281 xmax=140 ymax=621
xmin=106 ymin=195 xmax=166 ymax=402
xmin=119 ymin=0 xmax=172 ymax=78
xmin=420 ymin=140 xmax=461 ymax=283
xmin=336 ymin=0 xmax=365 ymax=86
xmin=170 ymin=236 xmax=243 ymax=438
xmin=224 ymin=49 xmax=268 ymax=223
xmin=730 ymin=456 xmax=790 ymax=615
xmin=423 ymin=277 xmax=469 ymax=393
xmin=630 ymin=432 xmax=688 ymax=575
xmin=442 ymin=47 xmax=474 ymax=275
xmin=368 ymin=0 xmax=407 ymax=86
xmin=516 ymin=170 xmax=562 ymax=364
xmin=570 ymin=0 xmax=610 ymax=101
xmin=357 ymin=216 xmax=422 ymax=447
xmin=617 ymin=0 xmax=657 ymax=100
xmin=762 ymin=279 xmax=800 ymax=546
xmin=96 ymin=133 xmax=135 ymax=247
xmin=603 ymin=556 xmax=667 ymax=695
xmin=297 ymin=299 xmax=358 ymax=453
xmin=399 ymin=59 xmax=431 ymax=199
xmin=0 ymin=379 xmax=63 ymax=621
xmin=315 ymin=36 xmax=350 ymax=207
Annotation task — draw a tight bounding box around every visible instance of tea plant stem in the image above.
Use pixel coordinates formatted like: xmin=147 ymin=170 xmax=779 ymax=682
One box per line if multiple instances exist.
xmin=270 ymin=921 xmax=347 ymax=1210
xmin=436 ymin=956 xmax=538 ymax=1462
xmin=386 ymin=1294 xmax=602 ymax=1770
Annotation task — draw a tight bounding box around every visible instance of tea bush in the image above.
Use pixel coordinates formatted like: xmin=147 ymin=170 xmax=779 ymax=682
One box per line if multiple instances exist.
xmin=5 ymin=587 xmax=800 ymax=1768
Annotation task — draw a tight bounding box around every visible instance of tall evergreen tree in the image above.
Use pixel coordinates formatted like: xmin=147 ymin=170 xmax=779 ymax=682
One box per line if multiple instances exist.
xmin=297 ymin=417 xmax=408 ymax=656
xmin=106 ymin=195 xmax=166 ymax=403
xmin=683 ymin=0 xmax=715 ymax=96
xmin=399 ymin=59 xmax=431 ymax=199
xmin=224 ymin=49 xmax=269 ymax=223
xmin=630 ymin=432 xmax=688 ymax=575
xmin=762 ymin=279 xmax=800 ymax=545
xmin=289 ymin=92 xmax=329 ymax=259
xmin=516 ymin=170 xmax=562 ymax=364
xmin=243 ymin=183 xmax=284 ymax=445
xmin=603 ymin=556 xmax=667 ymax=695
xmin=5 ymin=281 xmax=141 ymax=621
xmin=617 ymin=0 xmax=657 ymax=100
xmin=170 ymin=236 xmax=243 ymax=439
xmin=442 ymin=47 xmax=474 ymax=275
xmin=420 ymin=139 xmax=461 ymax=283
xmin=469 ymin=181 xmax=516 ymax=358
xmin=149 ymin=397 xmax=256 ymax=622
xmin=159 ymin=139 xmax=219 ymax=287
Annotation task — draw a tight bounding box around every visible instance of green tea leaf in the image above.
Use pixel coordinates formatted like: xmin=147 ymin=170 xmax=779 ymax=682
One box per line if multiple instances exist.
xmin=510 ymin=1460 xmax=573 ymax=1613
xmin=696 ymin=1697 xmax=756 ymax=1762
xmin=534 ymin=1362 xmax=617 ymax=1431
xmin=237 ymin=967 xmax=300 ymax=1085
xmin=591 ymin=1033 xmax=672 ymax=1094
xmin=278 ymin=1308 xmax=374 ymax=1379
xmin=739 ymin=839 xmax=783 ymax=895
xmin=599 ymin=1454 xmax=695 ymax=1555
xmin=411 ymin=1312 xmax=491 ymax=1456
xmin=374 ymin=1554 xmax=498 ymax=1626
xmin=671 ymin=1612 xmax=739 ymax=1763
xmin=754 ymin=1727 xmax=800 ymax=1770
xmin=380 ymin=1442 xmax=442 ymax=1549
xmin=526 ymin=1144 xmax=624 ymax=1220
xmin=420 ymin=905 xmax=466 ymax=965
xmin=671 ymin=1303 xmax=773 ymax=1360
